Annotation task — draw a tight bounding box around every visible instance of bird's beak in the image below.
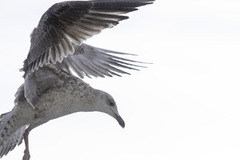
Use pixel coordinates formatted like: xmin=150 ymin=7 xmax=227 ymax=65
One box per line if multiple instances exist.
xmin=107 ymin=105 xmax=125 ymax=128
xmin=115 ymin=114 xmax=125 ymax=128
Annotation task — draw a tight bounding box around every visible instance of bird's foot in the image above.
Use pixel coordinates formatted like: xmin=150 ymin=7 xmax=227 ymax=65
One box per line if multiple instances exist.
xmin=22 ymin=149 xmax=30 ymax=160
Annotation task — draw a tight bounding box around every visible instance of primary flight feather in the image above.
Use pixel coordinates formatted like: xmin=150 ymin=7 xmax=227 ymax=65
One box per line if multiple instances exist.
xmin=23 ymin=0 xmax=154 ymax=107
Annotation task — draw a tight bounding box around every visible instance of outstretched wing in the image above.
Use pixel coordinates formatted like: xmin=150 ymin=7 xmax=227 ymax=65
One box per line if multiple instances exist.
xmin=23 ymin=0 xmax=154 ymax=75
xmin=62 ymin=43 xmax=146 ymax=78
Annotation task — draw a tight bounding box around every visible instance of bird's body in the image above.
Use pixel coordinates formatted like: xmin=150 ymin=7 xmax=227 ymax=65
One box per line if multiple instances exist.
xmin=0 ymin=66 xmax=125 ymax=158
xmin=0 ymin=0 xmax=154 ymax=159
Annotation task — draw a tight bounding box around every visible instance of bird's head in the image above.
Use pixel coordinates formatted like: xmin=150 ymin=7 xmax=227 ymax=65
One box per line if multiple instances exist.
xmin=93 ymin=90 xmax=125 ymax=128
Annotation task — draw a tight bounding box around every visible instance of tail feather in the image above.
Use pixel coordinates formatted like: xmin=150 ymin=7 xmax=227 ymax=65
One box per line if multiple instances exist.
xmin=0 ymin=111 xmax=27 ymax=158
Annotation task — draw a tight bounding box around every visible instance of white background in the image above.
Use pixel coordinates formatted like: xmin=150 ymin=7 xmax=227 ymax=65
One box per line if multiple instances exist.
xmin=1 ymin=0 xmax=240 ymax=160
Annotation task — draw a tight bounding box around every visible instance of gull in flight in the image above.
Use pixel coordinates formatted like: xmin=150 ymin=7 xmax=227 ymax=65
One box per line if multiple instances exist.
xmin=0 ymin=0 xmax=154 ymax=159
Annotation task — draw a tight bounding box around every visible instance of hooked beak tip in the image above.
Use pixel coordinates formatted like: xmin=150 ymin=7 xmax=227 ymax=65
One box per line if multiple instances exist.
xmin=116 ymin=115 xmax=125 ymax=128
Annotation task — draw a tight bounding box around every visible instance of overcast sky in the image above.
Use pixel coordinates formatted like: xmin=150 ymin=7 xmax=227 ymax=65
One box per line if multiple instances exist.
xmin=0 ymin=0 xmax=240 ymax=160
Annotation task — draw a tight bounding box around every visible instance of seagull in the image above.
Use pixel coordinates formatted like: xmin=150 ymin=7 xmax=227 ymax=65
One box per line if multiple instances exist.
xmin=0 ymin=66 xmax=126 ymax=159
xmin=0 ymin=0 xmax=154 ymax=159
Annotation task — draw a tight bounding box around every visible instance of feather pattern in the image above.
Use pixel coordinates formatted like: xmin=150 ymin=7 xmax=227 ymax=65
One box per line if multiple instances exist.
xmin=22 ymin=0 xmax=154 ymax=106
xmin=0 ymin=94 xmax=29 ymax=158
xmin=62 ymin=43 xmax=146 ymax=78
xmin=23 ymin=0 xmax=154 ymax=75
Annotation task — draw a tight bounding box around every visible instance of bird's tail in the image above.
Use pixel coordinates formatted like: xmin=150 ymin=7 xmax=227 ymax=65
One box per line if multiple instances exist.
xmin=0 ymin=110 xmax=27 ymax=158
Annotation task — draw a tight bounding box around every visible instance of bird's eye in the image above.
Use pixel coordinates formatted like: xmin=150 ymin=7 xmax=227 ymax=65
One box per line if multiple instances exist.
xmin=107 ymin=99 xmax=115 ymax=106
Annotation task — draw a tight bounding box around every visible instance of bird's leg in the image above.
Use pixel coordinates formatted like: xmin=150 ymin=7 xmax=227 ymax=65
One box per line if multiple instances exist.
xmin=22 ymin=128 xmax=31 ymax=160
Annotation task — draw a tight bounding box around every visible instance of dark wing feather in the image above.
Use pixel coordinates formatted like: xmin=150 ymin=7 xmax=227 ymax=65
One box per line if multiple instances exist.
xmin=23 ymin=0 xmax=154 ymax=75
xmin=61 ymin=43 xmax=147 ymax=78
